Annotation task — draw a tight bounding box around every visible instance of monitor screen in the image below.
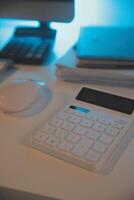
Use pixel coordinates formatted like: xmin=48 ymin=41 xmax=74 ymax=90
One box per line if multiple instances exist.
xmin=0 ymin=0 xmax=74 ymax=23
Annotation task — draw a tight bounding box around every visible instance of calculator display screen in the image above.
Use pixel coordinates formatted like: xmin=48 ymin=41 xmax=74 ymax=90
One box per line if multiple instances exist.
xmin=76 ymin=87 xmax=134 ymax=114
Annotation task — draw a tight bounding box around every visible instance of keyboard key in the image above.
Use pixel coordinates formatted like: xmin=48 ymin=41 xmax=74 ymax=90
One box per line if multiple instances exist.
xmin=0 ymin=37 xmax=50 ymax=65
xmin=72 ymin=138 xmax=93 ymax=157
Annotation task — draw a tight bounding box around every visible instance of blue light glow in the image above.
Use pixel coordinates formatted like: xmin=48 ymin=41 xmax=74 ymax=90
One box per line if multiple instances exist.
xmin=1 ymin=0 xmax=134 ymax=53
xmin=13 ymin=79 xmax=45 ymax=87
xmin=70 ymin=105 xmax=89 ymax=113
xmin=35 ymin=81 xmax=45 ymax=87
xmin=1 ymin=0 xmax=134 ymax=31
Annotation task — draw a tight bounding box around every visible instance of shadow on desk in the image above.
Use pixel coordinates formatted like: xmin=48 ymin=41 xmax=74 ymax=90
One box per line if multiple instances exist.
xmin=0 ymin=67 xmax=17 ymax=84
xmin=0 ymin=187 xmax=61 ymax=200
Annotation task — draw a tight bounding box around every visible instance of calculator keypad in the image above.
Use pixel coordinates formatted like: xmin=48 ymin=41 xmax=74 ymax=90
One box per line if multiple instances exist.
xmin=31 ymin=105 xmax=131 ymax=172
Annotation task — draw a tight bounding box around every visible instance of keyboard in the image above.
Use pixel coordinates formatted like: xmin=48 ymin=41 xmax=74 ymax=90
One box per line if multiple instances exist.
xmin=30 ymin=105 xmax=133 ymax=172
xmin=0 ymin=37 xmax=51 ymax=65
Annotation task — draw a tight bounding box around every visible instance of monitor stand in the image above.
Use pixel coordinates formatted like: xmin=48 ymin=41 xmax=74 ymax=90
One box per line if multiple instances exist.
xmin=14 ymin=21 xmax=56 ymax=39
xmin=0 ymin=21 xmax=56 ymax=65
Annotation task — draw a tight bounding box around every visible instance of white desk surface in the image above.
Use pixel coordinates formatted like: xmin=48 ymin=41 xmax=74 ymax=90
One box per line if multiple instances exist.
xmin=0 ymin=61 xmax=134 ymax=200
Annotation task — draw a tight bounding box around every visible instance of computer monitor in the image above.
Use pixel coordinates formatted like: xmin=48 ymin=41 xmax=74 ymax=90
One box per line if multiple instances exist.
xmin=0 ymin=0 xmax=74 ymax=23
xmin=0 ymin=0 xmax=74 ymax=64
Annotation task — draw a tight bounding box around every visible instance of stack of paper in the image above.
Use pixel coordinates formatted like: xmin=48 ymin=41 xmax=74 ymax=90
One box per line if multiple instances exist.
xmin=56 ymin=48 xmax=134 ymax=86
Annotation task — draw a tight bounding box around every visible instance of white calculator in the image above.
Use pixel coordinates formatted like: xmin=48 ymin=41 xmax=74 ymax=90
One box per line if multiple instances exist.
xmin=30 ymin=87 xmax=134 ymax=172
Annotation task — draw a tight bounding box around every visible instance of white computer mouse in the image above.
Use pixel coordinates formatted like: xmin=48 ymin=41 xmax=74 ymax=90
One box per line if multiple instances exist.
xmin=0 ymin=79 xmax=51 ymax=114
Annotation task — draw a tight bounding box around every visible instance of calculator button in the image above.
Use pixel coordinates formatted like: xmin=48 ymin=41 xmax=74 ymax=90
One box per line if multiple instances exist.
xmin=42 ymin=124 xmax=56 ymax=134
xmin=53 ymin=128 xmax=67 ymax=139
xmin=50 ymin=118 xmax=63 ymax=127
xmin=68 ymin=115 xmax=81 ymax=124
xmin=114 ymin=118 xmax=129 ymax=124
xmin=72 ymin=138 xmax=93 ymax=157
xmin=45 ymin=136 xmax=60 ymax=147
xmin=86 ymin=113 xmax=98 ymax=121
xmin=98 ymin=118 xmax=110 ymax=125
xmin=85 ymin=150 xmax=101 ymax=162
xmin=66 ymin=133 xmax=81 ymax=143
xmin=92 ymin=122 xmax=106 ymax=132
xmin=99 ymin=133 xmax=114 ymax=144
xmin=32 ymin=131 xmax=49 ymax=143
xmin=73 ymin=125 xmax=87 ymax=135
xmin=58 ymin=111 xmax=70 ymax=120
xmin=86 ymin=129 xmax=101 ymax=140
xmin=92 ymin=141 xmax=107 ymax=153
xmin=80 ymin=119 xmax=93 ymax=127
xmin=61 ymin=122 xmax=74 ymax=131
xmin=110 ymin=122 xmax=124 ymax=129
xmin=105 ymin=126 xmax=119 ymax=136
xmin=58 ymin=140 xmax=74 ymax=152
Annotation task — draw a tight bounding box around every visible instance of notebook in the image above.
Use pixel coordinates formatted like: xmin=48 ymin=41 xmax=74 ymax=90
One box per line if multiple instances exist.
xmin=76 ymin=26 xmax=134 ymax=68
